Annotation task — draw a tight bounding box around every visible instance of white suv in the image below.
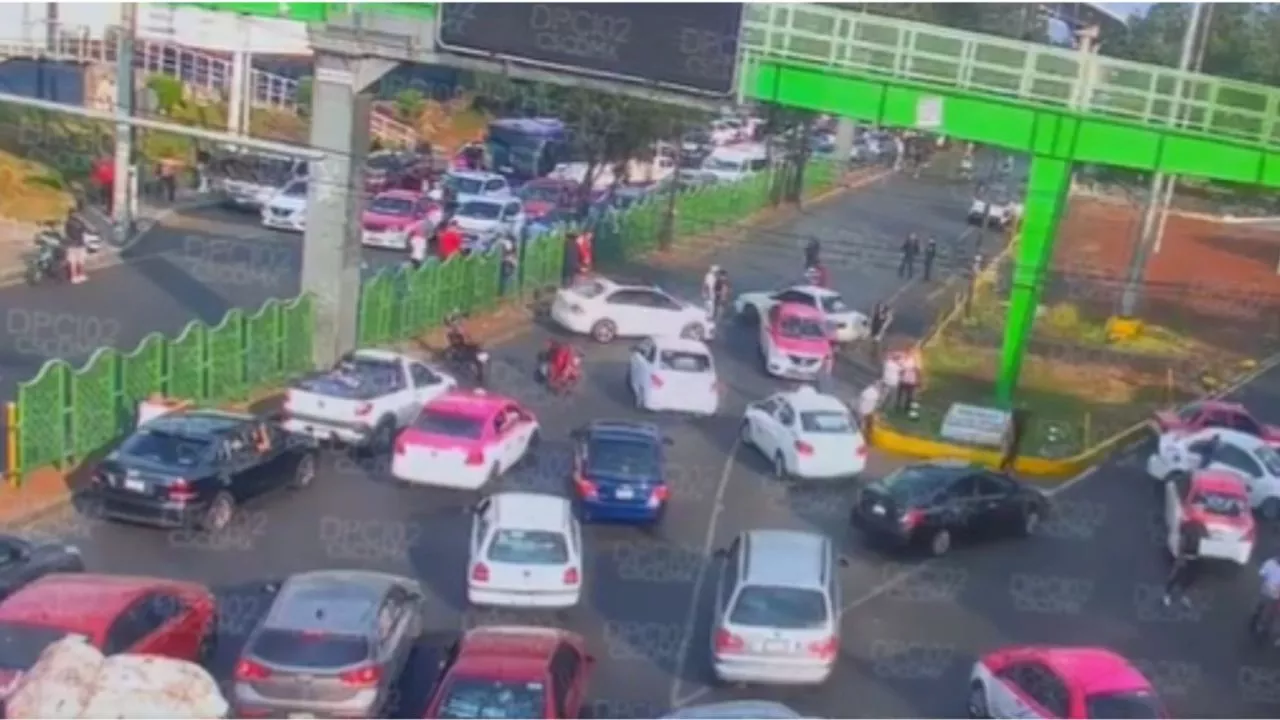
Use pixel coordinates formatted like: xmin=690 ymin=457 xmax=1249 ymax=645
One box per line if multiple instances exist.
xmin=710 ymin=529 xmax=843 ymax=686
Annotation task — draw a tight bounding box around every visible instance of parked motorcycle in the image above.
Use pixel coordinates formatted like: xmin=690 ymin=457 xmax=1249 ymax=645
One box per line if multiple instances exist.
xmin=25 ymin=229 xmax=66 ymax=285
xmin=443 ymin=313 xmax=488 ymax=385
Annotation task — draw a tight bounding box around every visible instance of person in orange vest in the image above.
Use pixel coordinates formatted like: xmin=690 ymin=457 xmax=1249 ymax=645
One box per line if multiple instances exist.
xmin=574 ymin=230 xmax=594 ymax=278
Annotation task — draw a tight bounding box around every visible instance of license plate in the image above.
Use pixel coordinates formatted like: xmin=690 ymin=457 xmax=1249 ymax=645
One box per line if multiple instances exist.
xmin=615 ymin=486 xmax=634 ymax=500
xmin=872 ymin=504 xmax=885 ymax=515
xmin=762 ymin=640 xmax=789 ymax=654
xmin=124 ymin=478 xmax=146 ymax=493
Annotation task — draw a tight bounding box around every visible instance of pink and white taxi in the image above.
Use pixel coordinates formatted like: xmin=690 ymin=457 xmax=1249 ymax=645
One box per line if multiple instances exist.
xmin=970 ymin=645 xmax=1166 ymax=718
xmin=391 ymin=389 xmax=540 ymax=490
xmin=1164 ymin=469 xmax=1255 ymax=566
xmin=759 ymin=302 xmax=833 ymax=380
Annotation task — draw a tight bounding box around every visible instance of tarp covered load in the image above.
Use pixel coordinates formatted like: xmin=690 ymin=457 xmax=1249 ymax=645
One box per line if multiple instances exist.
xmin=6 ymin=635 xmax=228 ymax=719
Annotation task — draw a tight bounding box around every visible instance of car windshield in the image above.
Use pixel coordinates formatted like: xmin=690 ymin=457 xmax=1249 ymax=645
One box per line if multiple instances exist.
xmin=1084 ymin=690 xmax=1163 ymax=719
xmin=251 ymin=629 xmax=370 ymax=669
xmin=659 ymin=350 xmax=711 ymax=373
xmin=587 ymin=438 xmax=660 ymax=480
xmin=877 ymin=466 xmax=950 ymax=504
xmin=368 ymin=196 xmax=415 ymax=216
xmin=800 ymin=411 xmax=854 ymax=434
xmin=779 ymin=316 xmax=827 ymax=340
xmin=118 ymin=431 xmax=209 ymax=467
xmin=729 ymin=586 xmax=828 ymax=629
xmin=1190 ymin=490 xmax=1247 ymax=517
xmin=414 ymin=410 xmax=485 ymax=440
xmin=1258 ymin=446 xmax=1280 ymax=476
xmin=447 ymin=176 xmax=484 ymax=195
xmin=366 ymin=153 xmax=400 ymax=170
xmin=487 ymin=529 xmax=569 ymax=565
xmin=570 ymin=279 xmax=606 ymax=299
xmin=437 ymin=678 xmax=547 ymax=719
xmin=704 ymin=157 xmax=744 ymax=172
xmin=460 ymin=201 xmax=502 ymax=220
xmin=0 ymin=623 xmax=71 ymax=670
xmin=281 ymin=181 xmax=307 ymax=198
xmin=820 ymin=296 xmax=848 ymax=313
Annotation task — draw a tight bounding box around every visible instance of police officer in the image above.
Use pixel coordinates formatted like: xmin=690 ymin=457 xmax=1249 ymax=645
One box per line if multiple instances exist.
xmin=923 ymin=236 xmax=938 ymax=281
xmin=898 ymin=233 xmax=919 ymax=279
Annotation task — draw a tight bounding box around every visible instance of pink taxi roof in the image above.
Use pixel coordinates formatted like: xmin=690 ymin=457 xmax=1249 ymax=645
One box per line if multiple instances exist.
xmin=774 ymin=302 xmax=824 ymax=320
xmin=1042 ymin=647 xmax=1152 ymax=695
xmin=1190 ymin=470 xmax=1247 ymax=497
xmin=374 ymin=189 xmax=422 ymax=201
xmin=424 ymin=389 xmax=514 ymax=418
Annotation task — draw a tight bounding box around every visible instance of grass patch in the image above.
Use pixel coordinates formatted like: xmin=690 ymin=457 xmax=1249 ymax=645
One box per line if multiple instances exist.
xmin=961 ymin=295 xmax=1202 ymax=357
xmin=0 ymin=151 xmax=73 ymax=225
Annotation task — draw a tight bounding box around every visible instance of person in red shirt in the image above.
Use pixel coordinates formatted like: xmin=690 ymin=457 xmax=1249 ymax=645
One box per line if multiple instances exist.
xmin=437 ymin=220 xmax=463 ymax=261
xmin=574 ymin=230 xmax=594 ymax=276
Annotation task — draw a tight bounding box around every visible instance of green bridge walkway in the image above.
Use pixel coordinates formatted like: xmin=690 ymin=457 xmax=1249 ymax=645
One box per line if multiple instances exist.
xmin=189 ymin=1 xmax=1279 ymax=401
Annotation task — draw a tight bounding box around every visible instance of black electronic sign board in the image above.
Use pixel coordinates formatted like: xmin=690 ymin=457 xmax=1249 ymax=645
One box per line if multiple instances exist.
xmin=438 ymin=3 xmax=744 ymax=97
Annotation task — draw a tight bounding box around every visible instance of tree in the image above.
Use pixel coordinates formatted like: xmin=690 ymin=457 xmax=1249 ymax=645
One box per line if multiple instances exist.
xmin=145 ymin=75 xmax=185 ymax=116
xmin=395 ymin=88 xmax=427 ymax=123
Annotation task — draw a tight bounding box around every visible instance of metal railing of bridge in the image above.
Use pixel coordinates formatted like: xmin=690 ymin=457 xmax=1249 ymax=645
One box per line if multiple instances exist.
xmin=740 ymin=3 xmax=1280 ymax=148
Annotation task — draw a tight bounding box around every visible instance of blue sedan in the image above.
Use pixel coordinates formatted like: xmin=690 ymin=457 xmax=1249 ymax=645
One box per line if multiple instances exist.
xmin=571 ymin=421 xmax=671 ymax=526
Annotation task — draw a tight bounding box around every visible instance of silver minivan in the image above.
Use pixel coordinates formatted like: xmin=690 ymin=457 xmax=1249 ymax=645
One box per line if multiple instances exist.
xmin=710 ymin=529 xmax=843 ymax=685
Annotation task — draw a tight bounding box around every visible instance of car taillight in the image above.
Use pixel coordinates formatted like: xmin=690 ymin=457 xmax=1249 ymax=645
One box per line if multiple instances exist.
xmin=394 ymin=436 xmax=407 ymax=455
xmin=354 ymin=402 xmax=373 ymax=417
xmin=713 ymin=629 xmax=744 ymax=654
xmin=649 ymin=485 xmax=669 ymax=506
xmin=563 ymin=567 xmax=579 ymax=585
xmin=575 ymin=475 xmax=598 ymax=500
xmin=808 ymin=636 xmax=839 ymax=660
xmin=651 ymin=374 xmax=664 ymax=388
xmin=900 ymin=508 xmax=924 ymax=530
xmin=471 ymin=563 xmax=490 ymax=583
xmin=465 ymin=449 xmax=485 ymax=466
xmin=234 ymin=659 xmax=271 ymax=681
xmin=339 ymin=665 xmax=381 ymax=687
xmin=168 ymin=478 xmax=196 ymax=502
xmin=795 ymin=441 xmax=814 ymax=455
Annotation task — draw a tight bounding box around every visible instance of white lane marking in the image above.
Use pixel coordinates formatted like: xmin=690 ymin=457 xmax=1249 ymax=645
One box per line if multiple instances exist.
xmin=668 ymin=436 xmax=742 ymax=710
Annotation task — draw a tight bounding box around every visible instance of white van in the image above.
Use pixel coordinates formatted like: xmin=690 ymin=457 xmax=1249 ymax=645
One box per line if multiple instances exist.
xmin=701 ymin=144 xmax=770 ymax=183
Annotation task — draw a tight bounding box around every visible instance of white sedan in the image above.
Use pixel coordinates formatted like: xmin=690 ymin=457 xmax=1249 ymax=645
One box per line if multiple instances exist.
xmin=551 ymin=276 xmax=715 ymax=344
xmin=628 ymin=336 xmax=719 ymax=415
xmin=734 ymin=285 xmax=869 ymax=343
xmin=260 ymin=179 xmax=308 ymax=232
xmin=1148 ymin=427 xmax=1280 ymax=520
xmin=740 ymin=386 xmax=868 ymax=480
xmin=467 ymin=492 xmax=583 ymax=610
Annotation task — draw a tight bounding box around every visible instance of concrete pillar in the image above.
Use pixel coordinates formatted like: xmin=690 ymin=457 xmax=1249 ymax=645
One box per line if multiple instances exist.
xmin=228 ymin=49 xmax=248 ymax=135
xmin=112 ymin=2 xmax=136 ymax=241
xmin=833 ymin=118 xmax=857 ymax=164
xmin=303 ymin=53 xmax=394 ymax=368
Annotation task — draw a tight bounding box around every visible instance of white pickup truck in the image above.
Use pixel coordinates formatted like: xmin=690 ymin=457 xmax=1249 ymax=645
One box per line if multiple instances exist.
xmin=282 ymin=349 xmax=456 ymax=449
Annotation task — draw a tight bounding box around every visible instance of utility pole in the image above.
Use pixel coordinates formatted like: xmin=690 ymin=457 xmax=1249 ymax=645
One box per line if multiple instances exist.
xmin=1154 ymin=3 xmax=1214 ymax=254
xmin=112 ymin=2 xmax=137 ymax=243
xmin=1119 ymin=2 xmax=1205 ymax=317
xmin=660 ymin=124 xmax=682 ymax=250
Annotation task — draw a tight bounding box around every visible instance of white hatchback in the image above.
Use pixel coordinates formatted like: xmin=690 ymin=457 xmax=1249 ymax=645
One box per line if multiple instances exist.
xmin=551 ymin=276 xmax=714 ymax=344
xmin=741 ymin=386 xmax=867 ymax=480
xmin=467 ymin=492 xmax=583 ymax=610
xmin=627 ymin=336 xmax=719 ymax=415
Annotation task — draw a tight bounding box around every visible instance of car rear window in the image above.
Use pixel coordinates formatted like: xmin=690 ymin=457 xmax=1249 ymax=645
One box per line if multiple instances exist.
xmin=659 ymin=351 xmax=711 ymax=373
xmin=437 ymin=678 xmax=547 ymax=719
xmin=587 ymin=438 xmax=660 ymax=480
xmin=1191 ymin=491 xmax=1247 ymax=517
xmin=251 ymin=629 xmax=370 ymax=669
xmin=0 ymin=623 xmax=71 ymax=670
xmin=819 ymin=296 xmax=848 ymax=313
xmin=729 ymin=586 xmax=828 ymax=630
xmin=448 ymin=176 xmax=484 ymax=195
xmin=878 ymin=466 xmax=949 ymax=504
xmin=414 ymin=410 xmax=485 ymax=440
xmin=1084 ymin=690 xmax=1163 ymax=718
xmin=118 ymin=431 xmax=209 ymax=468
xmin=1258 ymin=446 xmax=1280 ymax=476
xmin=368 ymin=196 xmax=415 ymax=216
xmin=800 ymin=411 xmax=854 ymax=434
xmin=569 ymin=279 xmax=606 ymax=299
xmin=487 ymin=530 xmax=569 ymax=565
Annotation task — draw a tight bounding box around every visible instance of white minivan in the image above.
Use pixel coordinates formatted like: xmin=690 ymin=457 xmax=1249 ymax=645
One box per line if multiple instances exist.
xmin=701 ymin=144 xmax=771 ymax=183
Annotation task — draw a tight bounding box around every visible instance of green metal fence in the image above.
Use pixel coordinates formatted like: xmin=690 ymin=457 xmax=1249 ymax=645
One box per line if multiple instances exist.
xmin=8 ymin=163 xmax=840 ymax=482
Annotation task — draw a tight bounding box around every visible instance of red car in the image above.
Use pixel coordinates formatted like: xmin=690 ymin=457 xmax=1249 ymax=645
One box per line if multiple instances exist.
xmin=970 ymin=645 xmax=1165 ymax=718
xmin=0 ymin=573 xmax=215 ymax=696
xmin=425 ymin=626 xmax=594 ymax=719
xmin=1152 ymin=400 xmax=1280 ymax=443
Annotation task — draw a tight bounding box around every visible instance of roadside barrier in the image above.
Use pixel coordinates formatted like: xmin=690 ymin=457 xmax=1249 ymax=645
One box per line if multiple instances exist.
xmin=4 ymin=158 xmax=845 ymax=483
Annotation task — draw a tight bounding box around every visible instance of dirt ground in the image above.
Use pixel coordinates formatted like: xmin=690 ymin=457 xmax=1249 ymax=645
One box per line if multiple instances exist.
xmin=1052 ymin=196 xmax=1280 ymax=352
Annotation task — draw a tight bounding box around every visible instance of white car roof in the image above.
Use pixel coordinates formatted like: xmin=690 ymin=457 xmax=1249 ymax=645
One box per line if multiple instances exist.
xmin=651 ymin=336 xmax=712 ymax=355
xmin=350 ymin=348 xmax=403 ymax=363
xmin=777 ymin=386 xmax=848 ymax=413
xmin=489 ymin=492 xmax=572 ymax=531
xmin=783 ymin=284 xmax=839 ymax=298
xmin=1180 ymin=427 xmax=1268 ymax=451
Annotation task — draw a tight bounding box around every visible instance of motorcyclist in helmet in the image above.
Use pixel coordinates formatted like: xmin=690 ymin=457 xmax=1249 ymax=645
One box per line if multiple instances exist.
xmin=444 ymin=311 xmax=487 ymax=383
xmin=538 ymin=339 xmax=578 ymax=393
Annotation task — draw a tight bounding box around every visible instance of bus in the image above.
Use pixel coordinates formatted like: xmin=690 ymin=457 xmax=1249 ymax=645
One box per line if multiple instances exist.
xmin=486 ymin=117 xmax=570 ymax=186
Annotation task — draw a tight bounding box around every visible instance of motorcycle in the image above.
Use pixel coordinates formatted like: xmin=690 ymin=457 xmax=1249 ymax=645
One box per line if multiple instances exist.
xmin=25 ymin=230 xmax=66 ymax=285
xmin=443 ymin=325 xmax=488 ymax=385
xmin=535 ymin=348 xmax=583 ymax=395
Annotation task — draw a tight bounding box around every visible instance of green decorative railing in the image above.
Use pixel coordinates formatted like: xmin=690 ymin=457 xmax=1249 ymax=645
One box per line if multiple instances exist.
xmin=170 ymin=2 xmax=437 ymax=22
xmin=741 ymin=3 xmax=1280 ymax=148
xmin=8 ymin=160 xmax=842 ymax=482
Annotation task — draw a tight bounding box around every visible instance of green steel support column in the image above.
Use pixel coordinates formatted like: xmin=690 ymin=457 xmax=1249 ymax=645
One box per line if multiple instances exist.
xmin=996 ymin=155 xmax=1073 ymax=403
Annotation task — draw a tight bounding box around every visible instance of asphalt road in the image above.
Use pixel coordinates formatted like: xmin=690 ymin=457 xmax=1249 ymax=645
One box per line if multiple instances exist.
xmin=22 ymin=171 xmax=1280 ymax=718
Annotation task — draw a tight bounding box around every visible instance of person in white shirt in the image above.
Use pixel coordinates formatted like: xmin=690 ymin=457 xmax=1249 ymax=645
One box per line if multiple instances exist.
xmin=881 ymin=353 xmax=902 ymax=400
xmin=702 ymin=265 xmax=720 ymax=318
xmin=408 ymin=229 xmax=427 ymax=270
xmin=856 ymin=381 xmax=883 ymax=437
xmin=898 ymin=351 xmax=921 ymax=411
xmin=1250 ymin=556 xmax=1280 ymax=641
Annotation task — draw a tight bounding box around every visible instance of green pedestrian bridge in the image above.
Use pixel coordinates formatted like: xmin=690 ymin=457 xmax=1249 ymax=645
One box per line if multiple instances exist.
xmin=191 ymin=1 xmax=1280 ymax=400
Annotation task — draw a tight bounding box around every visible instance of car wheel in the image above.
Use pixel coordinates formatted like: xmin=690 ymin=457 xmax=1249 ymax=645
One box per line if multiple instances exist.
xmin=738 ymin=305 xmax=759 ymax=325
xmin=202 ymin=492 xmax=235 ymax=532
xmin=968 ymin=680 xmax=990 ymax=718
xmin=773 ymin=452 xmax=790 ymax=480
xmin=1019 ymin=508 xmax=1041 ymax=537
xmin=681 ymin=322 xmax=705 ymax=341
xmin=739 ymin=421 xmax=753 ymax=448
xmin=634 ymin=384 xmax=647 ymax=411
xmin=372 ymin=417 xmax=397 ymax=453
xmin=289 ymin=453 xmax=317 ymax=490
xmin=590 ymin=319 xmax=617 ymax=343
xmin=928 ymin=528 xmax=952 ymax=556
xmin=1261 ymin=498 xmax=1280 ymax=522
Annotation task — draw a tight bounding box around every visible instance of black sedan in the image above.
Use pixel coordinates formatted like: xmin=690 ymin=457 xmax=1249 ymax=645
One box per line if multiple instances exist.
xmin=0 ymin=534 xmax=83 ymax=600
xmin=84 ymin=410 xmax=318 ymax=532
xmin=851 ymin=461 xmax=1049 ymax=556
